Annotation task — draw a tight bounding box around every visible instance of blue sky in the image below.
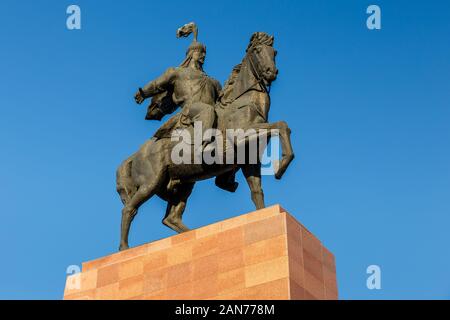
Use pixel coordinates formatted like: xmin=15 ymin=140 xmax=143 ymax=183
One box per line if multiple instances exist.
xmin=0 ymin=0 xmax=449 ymax=299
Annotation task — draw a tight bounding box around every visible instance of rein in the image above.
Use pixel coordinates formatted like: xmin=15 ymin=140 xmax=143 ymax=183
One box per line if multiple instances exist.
xmin=223 ymin=50 xmax=271 ymax=106
xmin=247 ymin=51 xmax=270 ymax=95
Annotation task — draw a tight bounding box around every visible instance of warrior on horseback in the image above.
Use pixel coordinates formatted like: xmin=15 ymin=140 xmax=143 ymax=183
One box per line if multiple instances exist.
xmin=134 ymin=22 xmax=238 ymax=193
xmin=116 ymin=25 xmax=294 ymax=251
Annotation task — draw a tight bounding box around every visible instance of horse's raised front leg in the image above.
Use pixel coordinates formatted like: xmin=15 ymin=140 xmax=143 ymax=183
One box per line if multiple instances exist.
xmin=272 ymin=121 xmax=295 ymax=180
xmin=162 ymin=183 xmax=194 ymax=233
xmin=242 ymin=164 xmax=265 ymax=209
xmin=245 ymin=121 xmax=295 ymax=180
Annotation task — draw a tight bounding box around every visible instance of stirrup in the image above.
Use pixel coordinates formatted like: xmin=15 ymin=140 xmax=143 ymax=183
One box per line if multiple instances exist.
xmin=167 ymin=178 xmax=181 ymax=192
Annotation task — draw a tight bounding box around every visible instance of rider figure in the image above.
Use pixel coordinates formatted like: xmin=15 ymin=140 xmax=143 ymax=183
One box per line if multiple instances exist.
xmin=134 ymin=23 xmax=238 ymax=193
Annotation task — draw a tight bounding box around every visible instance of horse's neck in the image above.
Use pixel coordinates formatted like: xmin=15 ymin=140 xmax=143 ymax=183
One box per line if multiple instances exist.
xmin=231 ymin=59 xmax=268 ymax=105
xmin=223 ymin=61 xmax=269 ymax=125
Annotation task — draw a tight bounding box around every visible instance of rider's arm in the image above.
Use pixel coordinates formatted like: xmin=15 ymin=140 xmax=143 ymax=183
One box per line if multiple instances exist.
xmin=140 ymin=67 xmax=176 ymax=98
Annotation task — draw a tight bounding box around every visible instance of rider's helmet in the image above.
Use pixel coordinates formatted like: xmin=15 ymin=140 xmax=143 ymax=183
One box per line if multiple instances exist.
xmin=177 ymin=22 xmax=206 ymax=67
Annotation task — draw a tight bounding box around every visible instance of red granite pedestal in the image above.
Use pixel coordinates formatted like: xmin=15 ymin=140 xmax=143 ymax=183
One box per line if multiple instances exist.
xmin=64 ymin=205 xmax=338 ymax=300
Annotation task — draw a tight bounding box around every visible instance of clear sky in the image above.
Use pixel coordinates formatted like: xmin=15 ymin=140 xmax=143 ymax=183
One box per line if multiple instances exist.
xmin=0 ymin=0 xmax=449 ymax=300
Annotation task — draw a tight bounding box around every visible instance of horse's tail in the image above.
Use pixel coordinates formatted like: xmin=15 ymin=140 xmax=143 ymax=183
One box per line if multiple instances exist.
xmin=116 ymin=156 xmax=137 ymax=205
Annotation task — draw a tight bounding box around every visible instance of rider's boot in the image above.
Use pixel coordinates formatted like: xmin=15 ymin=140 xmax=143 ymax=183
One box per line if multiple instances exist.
xmin=215 ymin=170 xmax=239 ymax=193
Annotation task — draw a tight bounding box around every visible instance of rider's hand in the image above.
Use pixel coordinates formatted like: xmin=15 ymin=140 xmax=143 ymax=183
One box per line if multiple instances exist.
xmin=134 ymin=90 xmax=145 ymax=104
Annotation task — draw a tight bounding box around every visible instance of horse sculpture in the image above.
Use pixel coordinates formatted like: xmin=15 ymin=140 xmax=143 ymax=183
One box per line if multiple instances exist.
xmin=116 ymin=32 xmax=294 ymax=251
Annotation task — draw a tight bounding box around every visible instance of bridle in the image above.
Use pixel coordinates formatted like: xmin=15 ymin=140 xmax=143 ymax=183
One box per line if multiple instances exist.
xmin=221 ymin=44 xmax=275 ymax=106
xmin=247 ymin=46 xmax=272 ymax=95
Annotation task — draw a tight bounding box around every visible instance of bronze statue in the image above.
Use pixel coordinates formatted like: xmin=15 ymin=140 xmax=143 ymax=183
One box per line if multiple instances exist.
xmin=117 ymin=23 xmax=294 ymax=251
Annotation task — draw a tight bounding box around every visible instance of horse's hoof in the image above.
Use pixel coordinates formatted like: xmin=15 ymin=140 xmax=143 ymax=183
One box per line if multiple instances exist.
xmin=274 ymin=154 xmax=294 ymax=180
xmin=275 ymin=171 xmax=283 ymax=180
xmin=119 ymin=244 xmax=129 ymax=251
xmin=274 ymin=164 xmax=285 ymax=179
xmin=179 ymin=226 xmax=191 ymax=233
xmin=163 ymin=218 xmax=190 ymax=234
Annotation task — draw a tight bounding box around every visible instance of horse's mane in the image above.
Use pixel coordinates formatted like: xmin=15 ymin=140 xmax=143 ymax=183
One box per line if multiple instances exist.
xmin=246 ymin=31 xmax=274 ymax=51
xmin=220 ymin=63 xmax=242 ymax=99
xmin=219 ymin=32 xmax=274 ymax=105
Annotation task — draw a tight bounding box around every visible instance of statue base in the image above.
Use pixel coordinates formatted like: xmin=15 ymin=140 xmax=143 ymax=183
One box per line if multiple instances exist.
xmin=64 ymin=205 xmax=338 ymax=300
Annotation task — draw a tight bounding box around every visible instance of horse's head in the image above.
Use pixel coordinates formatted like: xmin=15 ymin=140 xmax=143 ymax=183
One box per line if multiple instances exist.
xmin=246 ymin=32 xmax=278 ymax=86
xmin=219 ymin=32 xmax=278 ymax=105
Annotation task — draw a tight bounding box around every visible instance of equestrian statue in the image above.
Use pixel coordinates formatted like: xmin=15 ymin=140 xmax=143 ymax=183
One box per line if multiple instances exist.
xmin=116 ymin=22 xmax=294 ymax=251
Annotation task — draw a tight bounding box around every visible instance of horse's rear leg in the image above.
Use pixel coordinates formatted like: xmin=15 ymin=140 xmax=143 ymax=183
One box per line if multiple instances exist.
xmin=242 ymin=164 xmax=265 ymax=209
xmin=162 ymin=183 xmax=194 ymax=233
xmin=119 ymin=183 xmax=156 ymax=251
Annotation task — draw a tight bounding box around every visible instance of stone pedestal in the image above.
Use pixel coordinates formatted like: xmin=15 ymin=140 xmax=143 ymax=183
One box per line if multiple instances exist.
xmin=64 ymin=205 xmax=338 ymax=300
